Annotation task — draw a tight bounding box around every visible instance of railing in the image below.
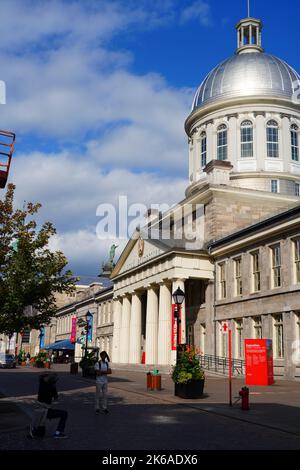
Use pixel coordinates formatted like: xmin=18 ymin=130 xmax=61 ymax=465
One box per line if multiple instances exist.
xmin=198 ymin=354 xmax=245 ymax=376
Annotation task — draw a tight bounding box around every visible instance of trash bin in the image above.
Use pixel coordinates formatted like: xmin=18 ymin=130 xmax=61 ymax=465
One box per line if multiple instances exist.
xmin=152 ymin=374 xmax=162 ymax=391
xmin=70 ymin=362 xmax=78 ymax=375
xmin=146 ymin=372 xmax=153 ymax=390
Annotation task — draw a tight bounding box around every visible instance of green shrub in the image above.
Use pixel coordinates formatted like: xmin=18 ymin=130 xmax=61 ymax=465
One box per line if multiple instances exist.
xmin=172 ymin=346 xmax=205 ymax=384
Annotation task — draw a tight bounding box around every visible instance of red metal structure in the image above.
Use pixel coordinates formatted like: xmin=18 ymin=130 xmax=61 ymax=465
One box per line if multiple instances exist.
xmin=0 ymin=129 xmax=16 ymax=188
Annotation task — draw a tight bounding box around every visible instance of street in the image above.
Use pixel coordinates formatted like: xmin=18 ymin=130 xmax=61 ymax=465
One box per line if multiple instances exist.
xmin=0 ymin=365 xmax=300 ymax=450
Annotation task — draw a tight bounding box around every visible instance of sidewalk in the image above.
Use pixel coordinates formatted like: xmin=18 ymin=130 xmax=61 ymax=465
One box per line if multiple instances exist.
xmin=0 ymin=393 xmax=29 ymax=433
xmin=1 ymin=364 xmax=300 ymax=442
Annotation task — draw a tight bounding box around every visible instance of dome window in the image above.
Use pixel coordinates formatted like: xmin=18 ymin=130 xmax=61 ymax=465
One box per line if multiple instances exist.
xmin=241 ymin=120 xmax=253 ymax=158
xmin=217 ymin=124 xmax=228 ymax=161
xmin=267 ymin=120 xmax=279 ymax=158
xmin=200 ymin=132 xmax=207 ymax=168
xmin=291 ymin=124 xmax=299 ymax=162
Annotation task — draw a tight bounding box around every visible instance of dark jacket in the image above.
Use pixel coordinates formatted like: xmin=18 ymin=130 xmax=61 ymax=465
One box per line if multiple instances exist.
xmin=38 ymin=376 xmax=58 ymax=405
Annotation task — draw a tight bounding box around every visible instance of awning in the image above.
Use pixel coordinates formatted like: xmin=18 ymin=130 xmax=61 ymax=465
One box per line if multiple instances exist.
xmin=45 ymin=339 xmax=75 ymax=351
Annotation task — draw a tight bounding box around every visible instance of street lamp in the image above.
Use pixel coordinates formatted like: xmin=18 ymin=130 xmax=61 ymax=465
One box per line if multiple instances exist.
xmin=84 ymin=311 xmax=93 ymax=358
xmin=172 ymin=287 xmax=185 ymax=364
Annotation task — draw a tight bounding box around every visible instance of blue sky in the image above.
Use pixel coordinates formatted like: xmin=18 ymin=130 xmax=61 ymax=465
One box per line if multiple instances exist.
xmin=1 ymin=0 xmax=299 ymax=279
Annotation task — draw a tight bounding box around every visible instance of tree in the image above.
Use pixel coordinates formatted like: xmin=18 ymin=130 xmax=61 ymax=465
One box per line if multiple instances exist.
xmin=0 ymin=184 xmax=77 ymax=336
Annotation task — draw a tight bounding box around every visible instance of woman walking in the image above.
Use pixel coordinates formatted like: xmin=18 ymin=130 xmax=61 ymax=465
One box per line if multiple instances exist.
xmin=94 ymin=351 xmax=112 ymax=414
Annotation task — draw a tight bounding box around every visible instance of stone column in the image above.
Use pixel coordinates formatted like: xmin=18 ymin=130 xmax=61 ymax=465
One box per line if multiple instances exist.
xmin=172 ymin=279 xmax=187 ymax=344
xmin=129 ymin=292 xmax=142 ymax=364
xmin=145 ymin=286 xmax=159 ymax=365
xmin=119 ymin=295 xmax=131 ymax=364
xmin=112 ymin=298 xmax=122 ymax=363
xmin=255 ymin=113 xmax=266 ymax=172
xmin=283 ymin=311 xmax=296 ymax=380
xmin=157 ymin=282 xmax=172 ymax=365
xmin=206 ymin=121 xmax=214 ymax=162
xmin=228 ymin=115 xmax=237 ymax=168
xmin=281 ymin=116 xmax=290 ymax=173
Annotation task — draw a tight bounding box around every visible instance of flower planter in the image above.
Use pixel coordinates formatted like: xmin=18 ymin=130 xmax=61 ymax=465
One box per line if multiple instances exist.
xmin=20 ymin=361 xmax=26 ymax=366
xmin=44 ymin=362 xmax=51 ymax=369
xmin=35 ymin=361 xmax=44 ymax=368
xmin=175 ymin=379 xmax=205 ymax=399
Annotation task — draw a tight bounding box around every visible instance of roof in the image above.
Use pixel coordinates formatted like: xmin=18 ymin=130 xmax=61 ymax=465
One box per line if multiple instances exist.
xmin=192 ymin=53 xmax=300 ymax=110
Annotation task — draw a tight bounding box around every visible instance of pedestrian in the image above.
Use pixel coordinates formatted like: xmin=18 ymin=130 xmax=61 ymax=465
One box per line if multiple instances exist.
xmin=29 ymin=372 xmax=68 ymax=439
xmin=94 ymin=351 xmax=112 ymax=414
xmin=26 ymin=352 xmax=31 ymax=366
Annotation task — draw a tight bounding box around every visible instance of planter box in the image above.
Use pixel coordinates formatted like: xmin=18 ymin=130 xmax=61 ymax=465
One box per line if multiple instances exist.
xmin=174 ymin=379 xmax=205 ymax=399
xmin=35 ymin=361 xmax=44 ymax=368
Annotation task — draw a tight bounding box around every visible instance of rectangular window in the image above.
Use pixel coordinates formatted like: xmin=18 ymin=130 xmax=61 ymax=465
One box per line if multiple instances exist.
xmin=291 ymin=129 xmax=299 ymax=161
xmin=267 ymin=127 xmax=279 ymax=158
xmin=219 ymin=263 xmax=226 ymax=299
xmin=252 ymin=251 xmax=261 ymax=292
xmin=274 ymin=314 xmax=284 ymax=358
xmin=235 ymin=319 xmax=243 ymax=358
xmin=295 ymin=182 xmax=300 ymax=197
xmin=219 ymin=321 xmax=228 ymax=357
xmin=241 ymin=126 xmax=253 ymax=157
xmin=271 ymin=244 xmax=282 ymax=288
xmin=294 ymin=239 xmax=300 ymax=283
xmin=271 ymin=179 xmax=278 ymax=193
xmin=253 ymin=316 xmax=262 ymax=339
xmin=217 ymin=130 xmax=227 ymax=161
xmin=234 ymin=258 xmax=243 ymax=296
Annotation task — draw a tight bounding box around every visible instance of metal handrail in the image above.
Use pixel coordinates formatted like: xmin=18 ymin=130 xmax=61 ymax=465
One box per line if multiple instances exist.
xmin=197 ymin=354 xmax=245 ymax=376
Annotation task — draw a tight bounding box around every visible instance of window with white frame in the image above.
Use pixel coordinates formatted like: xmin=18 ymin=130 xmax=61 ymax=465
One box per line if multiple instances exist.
xmin=271 ymin=244 xmax=282 ymax=288
xmin=219 ymin=321 xmax=228 ymax=357
xmin=200 ymin=132 xmax=207 ymax=168
xmin=294 ymin=239 xmax=300 ymax=283
xmin=273 ymin=314 xmax=284 ymax=358
xmin=253 ymin=316 xmax=262 ymax=339
xmin=251 ymin=251 xmax=261 ymax=292
xmin=267 ymin=120 xmax=279 ymax=158
xmin=234 ymin=258 xmax=243 ymax=296
xmin=241 ymin=120 xmax=253 ymax=157
xmin=219 ymin=263 xmax=226 ymax=299
xmin=217 ymin=124 xmax=228 ymax=161
xmin=271 ymin=179 xmax=279 ymax=193
xmin=291 ymin=124 xmax=299 ymax=161
xmin=295 ymin=182 xmax=300 ymax=197
xmin=235 ymin=319 xmax=244 ymax=358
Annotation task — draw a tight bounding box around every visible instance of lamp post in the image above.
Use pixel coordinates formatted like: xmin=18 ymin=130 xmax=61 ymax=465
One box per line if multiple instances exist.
xmin=172 ymin=287 xmax=185 ymax=364
xmin=77 ymin=311 xmax=93 ymax=359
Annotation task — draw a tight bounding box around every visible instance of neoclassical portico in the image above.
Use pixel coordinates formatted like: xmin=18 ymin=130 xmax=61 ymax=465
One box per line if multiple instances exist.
xmin=111 ymin=237 xmax=214 ymax=366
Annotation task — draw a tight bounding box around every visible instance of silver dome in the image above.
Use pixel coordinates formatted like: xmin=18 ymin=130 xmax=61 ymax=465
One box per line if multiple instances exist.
xmin=192 ymin=53 xmax=300 ymax=110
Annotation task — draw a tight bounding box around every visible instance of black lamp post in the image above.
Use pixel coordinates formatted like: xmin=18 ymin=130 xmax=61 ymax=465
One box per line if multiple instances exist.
xmin=172 ymin=286 xmax=185 ymax=364
xmin=77 ymin=311 xmax=93 ymax=359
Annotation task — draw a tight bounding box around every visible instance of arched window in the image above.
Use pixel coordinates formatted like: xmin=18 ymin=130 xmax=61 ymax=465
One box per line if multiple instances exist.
xmin=217 ymin=124 xmax=227 ymax=161
xmin=200 ymin=132 xmax=207 ymax=168
xmin=267 ymin=120 xmax=279 ymax=158
xmin=241 ymin=120 xmax=253 ymax=157
xmin=291 ymin=124 xmax=299 ymax=162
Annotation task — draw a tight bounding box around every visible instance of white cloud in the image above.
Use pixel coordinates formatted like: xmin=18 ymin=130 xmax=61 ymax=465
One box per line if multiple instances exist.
xmin=180 ymin=1 xmax=212 ymax=26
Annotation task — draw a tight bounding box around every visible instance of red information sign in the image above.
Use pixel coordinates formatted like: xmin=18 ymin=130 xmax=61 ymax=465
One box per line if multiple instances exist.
xmin=171 ymin=304 xmax=182 ymax=351
xmin=70 ymin=317 xmax=77 ymax=344
xmin=245 ymin=339 xmax=274 ymax=386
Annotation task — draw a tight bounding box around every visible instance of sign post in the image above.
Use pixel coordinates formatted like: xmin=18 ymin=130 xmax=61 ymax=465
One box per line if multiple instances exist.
xmin=222 ymin=321 xmax=232 ymax=406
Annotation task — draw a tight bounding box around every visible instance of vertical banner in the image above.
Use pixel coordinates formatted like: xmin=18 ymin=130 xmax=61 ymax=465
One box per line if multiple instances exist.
xmin=245 ymin=339 xmax=274 ymax=386
xmin=39 ymin=327 xmax=45 ymax=349
xmin=70 ymin=317 xmax=77 ymax=343
xmin=171 ymin=304 xmax=182 ymax=351
xmin=87 ymin=314 xmax=93 ymax=342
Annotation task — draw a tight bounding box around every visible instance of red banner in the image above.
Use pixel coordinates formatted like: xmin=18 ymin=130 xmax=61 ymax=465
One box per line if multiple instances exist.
xmin=245 ymin=339 xmax=274 ymax=386
xmin=171 ymin=304 xmax=182 ymax=350
xmin=70 ymin=317 xmax=77 ymax=344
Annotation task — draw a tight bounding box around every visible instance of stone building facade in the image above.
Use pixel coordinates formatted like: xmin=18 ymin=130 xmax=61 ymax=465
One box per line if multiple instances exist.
xmin=110 ymin=16 xmax=300 ymax=380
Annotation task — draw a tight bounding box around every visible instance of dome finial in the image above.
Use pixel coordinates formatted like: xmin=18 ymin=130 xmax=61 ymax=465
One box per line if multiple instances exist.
xmin=236 ymin=17 xmax=263 ymax=54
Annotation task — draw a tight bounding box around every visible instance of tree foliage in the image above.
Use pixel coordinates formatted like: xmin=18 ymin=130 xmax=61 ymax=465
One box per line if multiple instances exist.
xmin=0 ymin=184 xmax=77 ymax=335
